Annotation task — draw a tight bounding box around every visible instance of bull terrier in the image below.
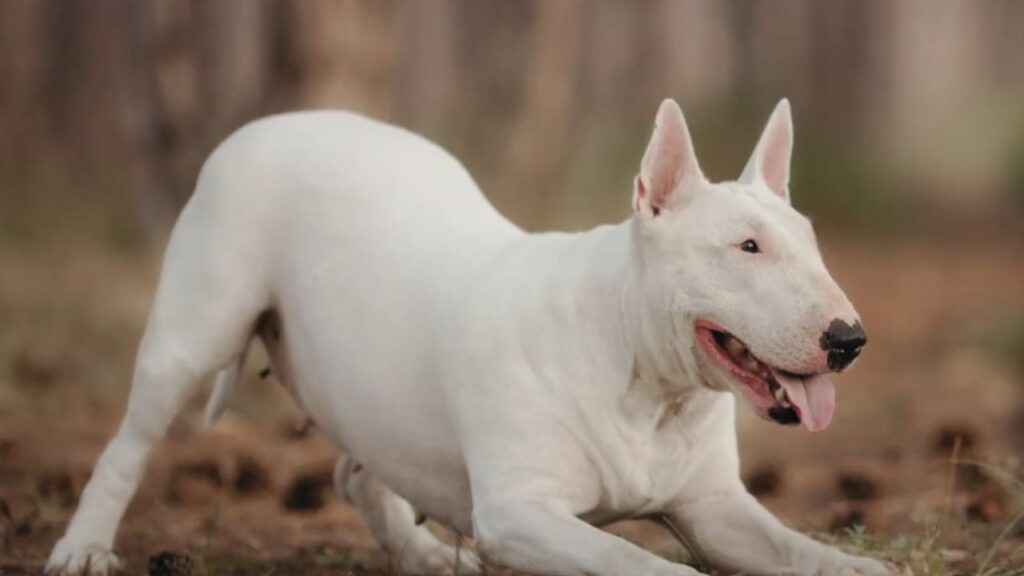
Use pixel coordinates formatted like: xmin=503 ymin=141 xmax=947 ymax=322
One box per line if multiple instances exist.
xmin=48 ymin=99 xmax=890 ymax=575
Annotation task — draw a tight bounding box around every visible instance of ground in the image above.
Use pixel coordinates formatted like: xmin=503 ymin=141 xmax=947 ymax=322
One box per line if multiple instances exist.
xmin=1 ymin=233 xmax=1023 ymax=575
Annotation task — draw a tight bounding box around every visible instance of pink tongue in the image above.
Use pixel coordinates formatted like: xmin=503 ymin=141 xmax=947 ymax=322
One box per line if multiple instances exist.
xmin=770 ymin=369 xmax=836 ymax=432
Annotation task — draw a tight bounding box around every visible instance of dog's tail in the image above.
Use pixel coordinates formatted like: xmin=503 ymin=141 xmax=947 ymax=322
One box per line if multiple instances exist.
xmin=203 ymin=339 xmax=252 ymax=428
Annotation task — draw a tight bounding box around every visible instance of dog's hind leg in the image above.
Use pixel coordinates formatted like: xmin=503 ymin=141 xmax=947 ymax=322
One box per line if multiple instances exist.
xmin=334 ymin=458 xmax=482 ymax=575
xmin=47 ymin=199 xmax=269 ymax=575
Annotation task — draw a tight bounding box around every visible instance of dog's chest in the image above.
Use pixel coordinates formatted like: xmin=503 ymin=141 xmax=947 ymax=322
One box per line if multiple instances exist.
xmin=582 ymin=393 xmax=736 ymax=521
xmin=615 ymin=437 xmax=694 ymax=515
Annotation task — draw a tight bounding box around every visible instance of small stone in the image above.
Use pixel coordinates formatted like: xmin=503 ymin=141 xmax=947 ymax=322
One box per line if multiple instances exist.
xmin=836 ymin=471 xmax=879 ymax=501
xmin=744 ymin=464 xmax=783 ymax=497
xmin=234 ymin=454 xmax=272 ymax=495
xmin=282 ymin=466 xmax=333 ymax=512
xmin=148 ymin=551 xmax=194 ymax=576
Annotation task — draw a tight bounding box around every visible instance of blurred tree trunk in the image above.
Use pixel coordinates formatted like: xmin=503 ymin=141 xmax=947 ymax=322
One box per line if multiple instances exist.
xmin=875 ymin=0 xmax=995 ymax=209
xmin=394 ymin=0 xmax=459 ymax=139
xmin=654 ymin=0 xmax=735 ymax=107
xmin=879 ymin=0 xmax=986 ymax=132
xmin=284 ymin=0 xmax=397 ymax=119
xmin=583 ymin=1 xmax=642 ymax=120
xmin=195 ymin=0 xmax=272 ymax=138
xmin=0 ymin=0 xmax=50 ymax=154
xmin=118 ymin=0 xmax=177 ymax=233
xmin=500 ymin=0 xmax=583 ymax=227
xmin=746 ymin=0 xmax=813 ymax=104
xmin=51 ymin=0 xmax=129 ymax=151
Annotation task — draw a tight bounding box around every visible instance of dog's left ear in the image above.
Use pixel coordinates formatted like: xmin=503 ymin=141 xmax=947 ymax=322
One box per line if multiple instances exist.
xmin=740 ymin=99 xmax=793 ymax=203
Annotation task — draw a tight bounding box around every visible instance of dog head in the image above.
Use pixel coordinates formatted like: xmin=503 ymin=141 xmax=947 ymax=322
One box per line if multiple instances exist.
xmin=630 ymin=99 xmax=864 ymax=432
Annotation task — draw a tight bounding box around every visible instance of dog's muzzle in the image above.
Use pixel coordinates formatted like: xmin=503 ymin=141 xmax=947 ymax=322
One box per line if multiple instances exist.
xmin=821 ymin=319 xmax=866 ymax=371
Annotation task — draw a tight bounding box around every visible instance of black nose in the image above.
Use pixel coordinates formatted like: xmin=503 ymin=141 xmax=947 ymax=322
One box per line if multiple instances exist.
xmin=821 ymin=319 xmax=866 ymax=371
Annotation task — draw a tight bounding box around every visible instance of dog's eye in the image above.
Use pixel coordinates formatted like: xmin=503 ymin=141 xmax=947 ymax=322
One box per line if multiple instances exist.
xmin=740 ymin=239 xmax=760 ymax=254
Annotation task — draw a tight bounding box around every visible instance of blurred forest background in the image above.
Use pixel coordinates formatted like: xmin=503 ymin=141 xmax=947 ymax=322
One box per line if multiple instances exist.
xmin=4 ymin=0 xmax=1024 ymax=239
xmin=3 ymin=1 xmax=1024 ymax=574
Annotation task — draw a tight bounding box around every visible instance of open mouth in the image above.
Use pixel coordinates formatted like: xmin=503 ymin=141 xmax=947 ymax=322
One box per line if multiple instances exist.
xmin=694 ymin=321 xmax=836 ymax=432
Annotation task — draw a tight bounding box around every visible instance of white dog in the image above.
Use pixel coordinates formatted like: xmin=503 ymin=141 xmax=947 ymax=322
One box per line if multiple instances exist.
xmin=47 ymin=99 xmax=890 ymax=575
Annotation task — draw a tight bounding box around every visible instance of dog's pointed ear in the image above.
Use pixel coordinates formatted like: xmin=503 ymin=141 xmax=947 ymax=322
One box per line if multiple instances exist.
xmin=740 ymin=98 xmax=793 ymax=202
xmin=634 ymin=99 xmax=704 ymax=217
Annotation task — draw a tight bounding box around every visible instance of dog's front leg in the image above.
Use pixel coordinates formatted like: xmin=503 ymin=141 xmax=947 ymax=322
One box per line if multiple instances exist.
xmin=473 ymin=498 xmax=705 ymax=576
xmin=669 ymin=488 xmax=891 ymax=575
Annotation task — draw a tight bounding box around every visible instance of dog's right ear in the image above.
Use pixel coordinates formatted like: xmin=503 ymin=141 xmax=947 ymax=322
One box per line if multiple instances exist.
xmin=633 ymin=99 xmax=704 ymax=218
xmin=739 ymin=99 xmax=793 ymax=203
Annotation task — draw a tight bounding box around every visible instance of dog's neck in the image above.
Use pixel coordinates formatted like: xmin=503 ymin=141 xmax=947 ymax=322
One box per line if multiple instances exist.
xmin=537 ymin=219 xmax=709 ymax=424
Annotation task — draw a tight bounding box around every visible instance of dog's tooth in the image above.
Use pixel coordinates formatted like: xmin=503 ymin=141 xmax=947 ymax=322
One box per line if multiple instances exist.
xmin=724 ymin=337 xmax=745 ymax=357
xmin=773 ymin=386 xmax=786 ymax=402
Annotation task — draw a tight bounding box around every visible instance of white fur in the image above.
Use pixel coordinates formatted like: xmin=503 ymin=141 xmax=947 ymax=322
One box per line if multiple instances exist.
xmin=47 ymin=100 xmax=890 ymax=576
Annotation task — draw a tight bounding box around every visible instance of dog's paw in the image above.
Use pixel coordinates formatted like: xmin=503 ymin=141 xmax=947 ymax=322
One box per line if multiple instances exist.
xmin=826 ymin=552 xmax=894 ymax=576
xmin=45 ymin=539 xmax=123 ymax=575
xmin=396 ymin=537 xmax=482 ymax=575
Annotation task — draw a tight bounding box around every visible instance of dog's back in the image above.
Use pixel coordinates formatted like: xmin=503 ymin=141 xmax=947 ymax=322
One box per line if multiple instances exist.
xmin=178 ymin=111 xmax=524 ymax=520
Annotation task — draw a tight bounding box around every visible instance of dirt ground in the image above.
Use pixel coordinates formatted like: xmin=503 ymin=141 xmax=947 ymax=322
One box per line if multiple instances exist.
xmin=2 ymin=233 xmax=1023 ymax=575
